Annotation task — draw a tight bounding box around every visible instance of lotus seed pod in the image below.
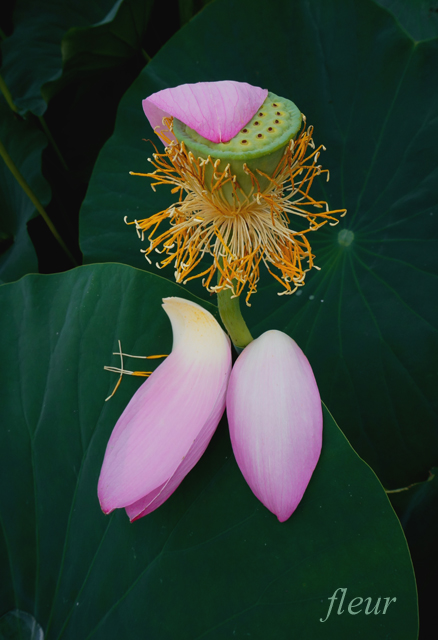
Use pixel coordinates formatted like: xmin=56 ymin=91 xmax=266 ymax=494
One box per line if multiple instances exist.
xmin=173 ymin=92 xmax=302 ymax=205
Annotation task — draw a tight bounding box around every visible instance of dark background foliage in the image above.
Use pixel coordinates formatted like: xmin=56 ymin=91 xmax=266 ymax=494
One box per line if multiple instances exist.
xmin=1 ymin=0 xmax=437 ymax=637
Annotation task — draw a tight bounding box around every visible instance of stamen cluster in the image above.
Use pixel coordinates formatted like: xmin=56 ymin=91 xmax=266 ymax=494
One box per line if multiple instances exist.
xmin=129 ymin=118 xmax=346 ymax=305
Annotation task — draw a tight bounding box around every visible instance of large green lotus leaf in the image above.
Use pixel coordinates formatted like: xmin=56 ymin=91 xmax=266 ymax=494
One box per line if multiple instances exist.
xmin=375 ymin=0 xmax=438 ymax=40
xmin=0 ymin=98 xmax=51 ymax=284
xmin=0 ymin=264 xmax=417 ymax=638
xmin=79 ymin=0 xmax=438 ymax=488
xmin=0 ymin=0 xmax=121 ymax=115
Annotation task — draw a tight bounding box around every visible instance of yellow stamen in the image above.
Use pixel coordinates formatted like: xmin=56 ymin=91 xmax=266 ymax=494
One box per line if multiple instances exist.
xmin=129 ymin=117 xmax=346 ymax=305
xmin=104 ymin=340 xmax=167 ymax=400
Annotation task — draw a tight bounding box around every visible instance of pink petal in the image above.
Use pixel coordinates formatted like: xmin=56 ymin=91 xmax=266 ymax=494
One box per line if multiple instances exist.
xmin=98 ymin=298 xmax=231 ymax=519
xmin=226 ymin=330 xmax=322 ymax=522
xmin=126 ymin=371 xmax=228 ymax=521
xmin=142 ymin=81 xmax=268 ymax=144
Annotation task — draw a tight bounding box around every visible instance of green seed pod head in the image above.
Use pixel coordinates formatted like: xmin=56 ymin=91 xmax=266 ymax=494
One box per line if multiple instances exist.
xmin=173 ymin=92 xmax=302 ymax=205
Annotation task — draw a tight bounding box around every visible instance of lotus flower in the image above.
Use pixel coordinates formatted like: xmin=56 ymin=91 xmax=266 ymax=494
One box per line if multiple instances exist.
xmin=98 ymin=297 xmax=232 ymax=521
xmin=226 ymin=330 xmax=322 ymax=522
xmin=130 ymin=80 xmax=346 ymax=305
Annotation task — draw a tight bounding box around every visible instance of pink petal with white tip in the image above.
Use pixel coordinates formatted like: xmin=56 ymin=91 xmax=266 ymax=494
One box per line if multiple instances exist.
xmin=142 ymin=80 xmax=268 ymax=144
xmin=98 ymin=297 xmax=231 ymax=520
xmin=226 ymin=330 xmax=322 ymax=522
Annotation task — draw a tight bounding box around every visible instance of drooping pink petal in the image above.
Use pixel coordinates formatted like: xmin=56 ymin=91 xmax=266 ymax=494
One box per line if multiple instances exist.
xmin=98 ymin=297 xmax=231 ymax=519
xmin=142 ymin=81 xmax=268 ymax=144
xmin=226 ymin=330 xmax=322 ymax=522
xmin=125 ymin=371 xmax=229 ymax=521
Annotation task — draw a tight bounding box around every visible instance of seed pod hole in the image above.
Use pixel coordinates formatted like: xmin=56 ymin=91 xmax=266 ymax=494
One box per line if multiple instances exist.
xmin=241 ymin=139 xmax=248 ymax=145
xmin=254 ymin=121 xmax=260 ymax=126
xmin=257 ymin=134 xmax=263 ymax=138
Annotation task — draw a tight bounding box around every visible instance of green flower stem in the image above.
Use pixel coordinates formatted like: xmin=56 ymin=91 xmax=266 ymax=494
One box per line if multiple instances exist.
xmin=217 ymin=287 xmax=253 ymax=351
xmin=38 ymin=115 xmax=69 ymax=171
xmin=385 ymin=469 xmax=435 ymax=494
xmin=0 ymin=136 xmax=77 ymax=266
xmin=0 ymin=74 xmax=18 ymax=113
